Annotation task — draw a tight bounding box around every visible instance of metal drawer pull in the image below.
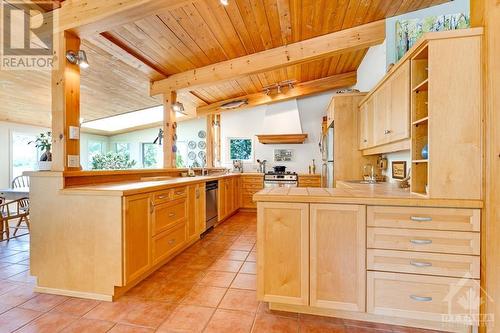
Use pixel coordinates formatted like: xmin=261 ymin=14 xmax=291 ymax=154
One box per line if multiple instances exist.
xmin=157 ymin=195 xmax=168 ymax=199
xmin=168 ymin=239 xmax=176 ymax=245
xmin=410 ymin=216 xmax=433 ymax=222
xmin=410 ymin=295 xmax=433 ymax=302
xmin=175 ymin=191 xmax=184 ymax=195
xmin=410 ymin=260 xmax=432 ymax=267
xmin=410 ymin=239 xmax=433 ymax=245
xmin=168 ymin=213 xmax=176 ymax=217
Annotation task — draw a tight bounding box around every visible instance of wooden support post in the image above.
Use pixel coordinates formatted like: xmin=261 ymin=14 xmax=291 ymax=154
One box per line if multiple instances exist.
xmin=51 ymin=31 xmax=81 ymax=171
xmin=215 ymin=114 xmax=221 ymax=166
xmin=471 ymin=1 xmax=499 ymax=332
xmin=163 ymin=91 xmax=177 ymax=168
xmin=206 ymin=115 xmax=215 ymax=168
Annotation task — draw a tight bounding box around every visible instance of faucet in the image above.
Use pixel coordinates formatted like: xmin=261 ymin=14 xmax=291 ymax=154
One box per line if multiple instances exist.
xmin=201 ymin=158 xmax=208 ymax=176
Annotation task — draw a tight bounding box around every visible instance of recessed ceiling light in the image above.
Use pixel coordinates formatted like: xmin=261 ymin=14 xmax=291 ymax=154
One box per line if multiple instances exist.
xmin=220 ymin=0 xmax=229 ymax=6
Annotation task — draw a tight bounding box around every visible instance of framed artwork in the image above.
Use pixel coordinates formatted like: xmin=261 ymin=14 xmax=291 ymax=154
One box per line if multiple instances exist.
xmin=228 ymin=137 xmax=253 ymax=161
xmin=392 ymin=161 xmax=407 ymax=180
xmin=274 ymin=149 xmax=294 ymax=162
xmin=395 ymin=13 xmax=470 ymax=61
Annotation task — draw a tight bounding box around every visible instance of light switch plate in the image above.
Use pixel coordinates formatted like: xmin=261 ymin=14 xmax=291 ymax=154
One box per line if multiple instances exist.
xmin=69 ymin=126 xmax=80 ymax=140
xmin=67 ymin=155 xmax=80 ymax=168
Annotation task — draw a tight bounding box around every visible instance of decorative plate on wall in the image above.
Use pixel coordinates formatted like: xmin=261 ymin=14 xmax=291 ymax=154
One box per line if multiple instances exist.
xmin=188 ymin=151 xmax=197 ymax=160
xmin=198 ymin=141 xmax=206 ymax=149
xmin=188 ymin=141 xmax=197 ymax=150
xmin=198 ymin=151 xmax=206 ymax=160
xmin=198 ymin=130 xmax=206 ymax=139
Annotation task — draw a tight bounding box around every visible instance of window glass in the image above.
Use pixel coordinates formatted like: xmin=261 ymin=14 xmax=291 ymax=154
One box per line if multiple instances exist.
xmin=142 ymin=143 xmax=162 ymax=168
xmin=229 ymin=138 xmax=253 ymax=161
xmin=115 ymin=143 xmax=130 ymax=154
xmin=176 ymin=141 xmax=188 ymax=168
xmin=88 ymin=141 xmax=104 ymax=162
xmin=12 ymin=132 xmax=38 ymax=180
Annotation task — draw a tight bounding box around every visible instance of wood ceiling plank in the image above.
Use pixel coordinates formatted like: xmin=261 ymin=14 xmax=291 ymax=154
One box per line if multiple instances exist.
xmin=233 ymin=0 xmax=267 ymax=51
xmin=276 ymin=0 xmax=293 ymax=45
xmin=353 ymin=0 xmax=372 ymax=27
xmin=150 ymin=20 xmax=385 ymax=94
xmin=197 ymin=71 xmax=357 ymax=115
xmin=248 ymin=0 xmax=275 ymax=49
xmin=300 ymin=0 xmax=315 ymax=40
xmin=194 ymin=0 xmax=247 ymax=58
xmin=289 ymin=0 xmax=302 ymax=42
xmin=263 ymin=0 xmax=286 ymax=48
xmin=331 ymin=0 xmax=351 ymax=31
xmin=223 ymin=1 xmax=258 ymax=53
xmin=157 ymin=11 xmax=213 ymax=67
xmin=341 ymin=0 xmax=362 ymax=29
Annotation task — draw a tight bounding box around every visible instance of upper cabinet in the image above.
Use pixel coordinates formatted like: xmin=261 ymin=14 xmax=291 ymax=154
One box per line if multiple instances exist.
xmin=359 ymin=62 xmax=411 ymax=151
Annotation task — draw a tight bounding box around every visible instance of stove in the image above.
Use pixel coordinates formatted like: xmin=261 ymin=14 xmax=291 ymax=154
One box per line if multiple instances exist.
xmin=264 ymin=171 xmax=298 ymax=188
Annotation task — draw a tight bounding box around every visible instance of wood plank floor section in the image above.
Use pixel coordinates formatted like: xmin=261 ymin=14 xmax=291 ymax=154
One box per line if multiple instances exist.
xmin=0 ymin=212 xmax=446 ymax=332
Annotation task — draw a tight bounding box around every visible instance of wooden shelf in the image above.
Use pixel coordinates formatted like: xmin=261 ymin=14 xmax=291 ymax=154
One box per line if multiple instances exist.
xmin=257 ymin=134 xmax=308 ymax=144
xmin=412 ymin=79 xmax=428 ymax=92
xmin=412 ymin=159 xmax=428 ymax=163
xmin=412 ymin=117 xmax=429 ymax=126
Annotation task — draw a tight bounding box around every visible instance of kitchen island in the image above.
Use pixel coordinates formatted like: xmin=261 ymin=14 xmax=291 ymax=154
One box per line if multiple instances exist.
xmin=27 ymin=170 xmax=262 ymax=301
xmin=253 ymin=184 xmax=482 ymax=333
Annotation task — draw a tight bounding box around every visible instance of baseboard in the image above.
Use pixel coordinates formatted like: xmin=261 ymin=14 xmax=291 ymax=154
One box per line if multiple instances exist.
xmin=34 ymin=286 xmax=113 ymax=302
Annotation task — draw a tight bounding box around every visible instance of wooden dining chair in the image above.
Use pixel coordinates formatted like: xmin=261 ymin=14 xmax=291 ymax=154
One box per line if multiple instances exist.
xmin=12 ymin=175 xmax=30 ymax=189
xmin=0 ymin=198 xmax=30 ymax=241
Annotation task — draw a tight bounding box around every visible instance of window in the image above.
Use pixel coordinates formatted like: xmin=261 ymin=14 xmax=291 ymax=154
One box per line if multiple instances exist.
xmin=142 ymin=143 xmax=162 ymax=168
xmin=11 ymin=132 xmax=38 ymax=180
xmin=176 ymin=141 xmax=188 ymax=168
xmin=115 ymin=143 xmax=130 ymax=154
xmin=88 ymin=141 xmax=104 ymax=166
xmin=228 ymin=138 xmax=253 ymax=161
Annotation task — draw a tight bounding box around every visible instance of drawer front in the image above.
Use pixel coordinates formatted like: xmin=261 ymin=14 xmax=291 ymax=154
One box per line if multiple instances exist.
xmin=367 ymin=227 xmax=480 ymax=255
xmin=298 ymin=181 xmax=321 ymax=188
xmin=367 ymin=206 xmax=480 ymax=232
xmin=242 ymin=183 xmax=263 ymax=190
xmin=367 ymin=249 xmax=480 ymax=279
xmin=153 ymin=199 xmax=187 ymax=235
xmin=242 ymin=195 xmax=256 ymax=208
xmin=172 ymin=187 xmax=187 ymax=200
xmin=153 ymin=190 xmax=172 ymax=204
xmin=242 ymin=187 xmax=262 ymax=195
xmin=242 ymin=176 xmax=264 ymax=184
xmin=152 ymin=224 xmax=187 ymax=265
xmin=367 ymin=271 xmax=479 ymax=324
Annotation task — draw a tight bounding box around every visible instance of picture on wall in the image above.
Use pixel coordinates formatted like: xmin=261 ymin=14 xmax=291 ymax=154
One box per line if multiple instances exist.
xmin=274 ymin=149 xmax=294 ymax=162
xmin=395 ymin=13 xmax=470 ymax=61
xmin=392 ymin=161 xmax=407 ymax=180
xmin=229 ymin=138 xmax=253 ymax=161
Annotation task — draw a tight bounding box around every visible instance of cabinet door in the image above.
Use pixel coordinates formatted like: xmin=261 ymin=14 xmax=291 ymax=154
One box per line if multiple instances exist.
xmin=257 ymin=202 xmax=309 ymax=305
xmin=359 ymin=103 xmax=369 ymax=150
xmin=123 ymin=193 xmax=152 ymax=284
xmin=218 ymin=179 xmax=227 ymax=221
xmin=389 ymin=62 xmax=410 ymax=142
xmin=187 ymin=185 xmax=197 ymax=241
xmin=373 ymin=86 xmax=390 ymax=146
xmin=195 ymin=184 xmax=206 ymax=235
xmin=225 ymin=178 xmax=234 ymax=215
xmin=310 ymin=204 xmax=366 ymax=312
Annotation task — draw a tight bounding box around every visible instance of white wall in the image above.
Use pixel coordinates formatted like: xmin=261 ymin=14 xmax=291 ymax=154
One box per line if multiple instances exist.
xmin=220 ymin=94 xmax=331 ymax=173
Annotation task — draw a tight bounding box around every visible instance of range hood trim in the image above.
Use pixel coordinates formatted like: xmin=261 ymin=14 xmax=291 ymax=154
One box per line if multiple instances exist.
xmin=256 ymin=134 xmax=308 ymax=144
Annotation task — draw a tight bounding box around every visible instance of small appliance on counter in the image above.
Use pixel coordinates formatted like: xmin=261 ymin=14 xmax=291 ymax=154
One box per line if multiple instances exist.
xmin=257 ymin=159 xmax=267 ymax=173
xmin=273 ymin=165 xmax=286 ymax=173
xmin=232 ymin=160 xmax=243 ymax=173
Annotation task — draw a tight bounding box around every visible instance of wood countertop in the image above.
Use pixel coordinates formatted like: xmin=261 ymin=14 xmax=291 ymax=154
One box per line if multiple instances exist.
xmin=61 ymin=173 xmax=245 ymax=197
xmin=253 ymin=181 xmax=483 ymax=209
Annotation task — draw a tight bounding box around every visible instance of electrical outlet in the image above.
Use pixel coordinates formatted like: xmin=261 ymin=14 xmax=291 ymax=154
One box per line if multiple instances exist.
xmin=69 ymin=126 xmax=80 ymax=140
xmin=67 ymin=155 xmax=80 ymax=168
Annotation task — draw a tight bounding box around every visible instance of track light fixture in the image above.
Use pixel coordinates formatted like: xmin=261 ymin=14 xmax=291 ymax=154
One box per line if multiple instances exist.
xmin=172 ymin=101 xmax=187 ymax=115
xmin=262 ymin=80 xmax=297 ymax=96
xmin=66 ymin=50 xmax=89 ymax=68
xmin=220 ymin=0 xmax=229 ymax=5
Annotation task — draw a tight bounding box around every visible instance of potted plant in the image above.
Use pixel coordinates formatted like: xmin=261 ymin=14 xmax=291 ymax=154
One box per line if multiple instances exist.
xmin=29 ymin=132 xmax=52 ymax=171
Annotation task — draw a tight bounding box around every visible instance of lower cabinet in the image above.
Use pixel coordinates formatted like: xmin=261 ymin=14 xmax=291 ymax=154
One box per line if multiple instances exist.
xmin=152 ymin=223 xmax=187 ymax=265
xmin=257 ymin=202 xmax=310 ymax=305
xmin=123 ymin=193 xmax=152 ymax=284
xmin=310 ymin=204 xmax=366 ymax=312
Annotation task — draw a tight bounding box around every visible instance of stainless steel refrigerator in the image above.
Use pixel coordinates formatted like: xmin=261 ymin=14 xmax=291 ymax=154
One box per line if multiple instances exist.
xmin=321 ymin=127 xmax=334 ymax=188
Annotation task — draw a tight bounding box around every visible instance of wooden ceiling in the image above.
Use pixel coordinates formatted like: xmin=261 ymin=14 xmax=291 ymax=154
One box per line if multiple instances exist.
xmin=0 ymin=0 xmax=450 ymax=129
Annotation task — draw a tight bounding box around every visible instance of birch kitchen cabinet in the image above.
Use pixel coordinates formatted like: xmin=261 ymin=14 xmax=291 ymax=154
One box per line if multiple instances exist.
xmin=240 ymin=174 xmax=264 ymax=209
xmin=218 ymin=176 xmax=240 ymax=221
xmin=310 ymin=204 xmax=366 ymax=312
xmin=257 ymin=202 xmax=310 ymax=305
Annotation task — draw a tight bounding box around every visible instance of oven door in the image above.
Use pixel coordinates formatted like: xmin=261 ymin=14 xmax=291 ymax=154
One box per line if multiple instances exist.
xmin=264 ymin=181 xmax=297 ymax=188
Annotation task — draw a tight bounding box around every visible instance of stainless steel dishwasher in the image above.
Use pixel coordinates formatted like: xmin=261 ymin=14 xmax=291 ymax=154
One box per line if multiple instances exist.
xmin=205 ymin=181 xmax=218 ymax=233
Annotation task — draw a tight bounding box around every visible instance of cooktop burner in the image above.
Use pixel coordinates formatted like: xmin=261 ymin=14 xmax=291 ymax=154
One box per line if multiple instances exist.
xmin=266 ymin=171 xmax=297 ymax=175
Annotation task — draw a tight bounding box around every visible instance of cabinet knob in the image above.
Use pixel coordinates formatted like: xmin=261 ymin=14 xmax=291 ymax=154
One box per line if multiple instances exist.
xmin=410 ymin=216 xmax=432 ymax=222
xmin=363 ymin=139 xmax=368 ymax=143
xmin=168 ymin=213 xmax=175 ymax=218
xmin=384 ymin=129 xmax=391 ymax=135
xmin=168 ymin=239 xmax=175 ymax=245
xmin=410 ymin=239 xmax=432 ymax=245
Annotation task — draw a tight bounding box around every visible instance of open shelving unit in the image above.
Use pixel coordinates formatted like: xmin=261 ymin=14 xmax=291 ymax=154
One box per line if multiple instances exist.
xmin=410 ymin=45 xmax=429 ymax=197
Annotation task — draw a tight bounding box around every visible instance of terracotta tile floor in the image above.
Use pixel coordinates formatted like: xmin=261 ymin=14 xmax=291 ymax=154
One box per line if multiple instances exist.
xmin=0 ymin=212 xmax=445 ymax=332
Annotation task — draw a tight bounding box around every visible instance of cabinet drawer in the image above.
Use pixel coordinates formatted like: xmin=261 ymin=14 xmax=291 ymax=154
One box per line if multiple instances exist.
xmin=152 ymin=223 xmax=186 ymax=265
xmin=153 ymin=199 xmax=187 ymax=235
xmin=242 ymin=182 xmax=263 ymax=189
xmin=242 ymin=176 xmax=264 ymax=184
xmin=367 ymin=272 xmax=479 ymax=324
xmin=242 ymin=195 xmax=256 ymax=208
xmin=172 ymin=187 xmax=187 ymax=200
xmin=367 ymin=227 xmax=480 ymax=255
xmin=153 ymin=190 xmax=172 ymax=204
xmin=367 ymin=206 xmax=480 ymax=232
xmin=367 ymin=249 xmax=480 ymax=279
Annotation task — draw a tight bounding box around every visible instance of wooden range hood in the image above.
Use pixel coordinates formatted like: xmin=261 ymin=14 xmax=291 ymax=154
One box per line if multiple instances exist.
xmin=257 ymin=134 xmax=308 ymax=144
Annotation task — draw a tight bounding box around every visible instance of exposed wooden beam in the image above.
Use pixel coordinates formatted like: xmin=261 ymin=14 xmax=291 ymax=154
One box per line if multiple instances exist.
xmin=51 ymin=31 xmax=81 ymax=171
xmin=196 ymin=71 xmax=357 ymax=116
xmin=150 ymin=20 xmax=384 ymax=95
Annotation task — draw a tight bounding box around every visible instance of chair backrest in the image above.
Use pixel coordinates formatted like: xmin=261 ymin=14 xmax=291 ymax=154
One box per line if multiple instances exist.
xmin=12 ymin=175 xmax=30 ymax=189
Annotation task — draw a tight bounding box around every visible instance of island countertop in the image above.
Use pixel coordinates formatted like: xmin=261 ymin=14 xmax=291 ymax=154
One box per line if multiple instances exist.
xmin=60 ymin=173 xmax=246 ymax=197
xmin=253 ymin=181 xmax=483 ymax=209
